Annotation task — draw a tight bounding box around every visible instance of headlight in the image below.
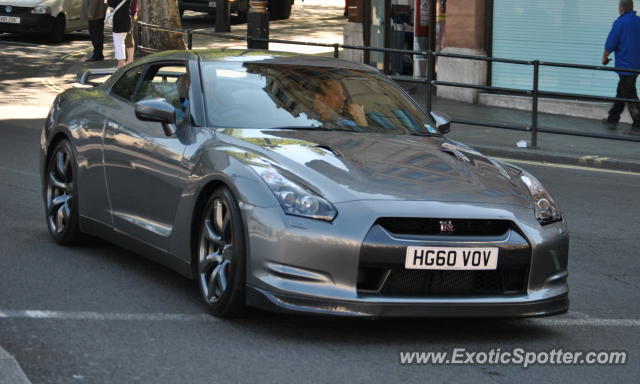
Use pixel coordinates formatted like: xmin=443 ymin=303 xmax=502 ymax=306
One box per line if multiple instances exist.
xmin=31 ymin=6 xmax=50 ymax=14
xmin=250 ymin=164 xmax=337 ymax=222
xmin=520 ymin=172 xmax=562 ymax=225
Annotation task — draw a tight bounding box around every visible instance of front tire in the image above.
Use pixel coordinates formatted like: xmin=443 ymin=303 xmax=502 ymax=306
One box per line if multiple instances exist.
xmin=48 ymin=15 xmax=65 ymax=43
xmin=196 ymin=187 xmax=247 ymax=317
xmin=44 ymin=139 xmax=82 ymax=245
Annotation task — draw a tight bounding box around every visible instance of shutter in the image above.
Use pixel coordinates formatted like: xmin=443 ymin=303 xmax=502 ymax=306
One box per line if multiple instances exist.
xmin=492 ymin=0 xmax=624 ymax=98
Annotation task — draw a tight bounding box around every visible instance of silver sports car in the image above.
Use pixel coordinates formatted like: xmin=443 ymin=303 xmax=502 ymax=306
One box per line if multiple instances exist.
xmin=41 ymin=49 xmax=569 ymax=318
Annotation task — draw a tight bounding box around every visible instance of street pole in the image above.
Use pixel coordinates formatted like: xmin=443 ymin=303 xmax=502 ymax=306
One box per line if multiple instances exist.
xmin=215 ymin=0 xmax=231 ymax=32
xmin=413 ymin=0 xmax=428 ymax=78
xmin=247 ymin=0 xmax=269 ymax=49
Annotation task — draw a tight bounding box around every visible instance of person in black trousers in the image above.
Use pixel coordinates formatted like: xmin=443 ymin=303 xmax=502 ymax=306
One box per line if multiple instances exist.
xmin=602 ymin=0 xmax=640 ymax=135
xmin=82 ymin=0 xmax=107 ymax=61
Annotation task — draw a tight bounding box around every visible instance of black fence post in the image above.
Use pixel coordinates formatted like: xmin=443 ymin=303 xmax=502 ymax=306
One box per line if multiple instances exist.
xmin=187 ymin=30 xmax=193 ymax=50
xmin=247 ymin=1 xmax=269 ymax=50
xmin=531 ymin=60 xmax=540 ymax=148
xmin=333 ymin=44 xmax=340 ymax=58
xmin=426 ymin=50 xmax=433 ymax=114
xmin=215 ymin=0 xmax=231 ymax=32
xmin=136 ymin=22 xmax=143 ymax=57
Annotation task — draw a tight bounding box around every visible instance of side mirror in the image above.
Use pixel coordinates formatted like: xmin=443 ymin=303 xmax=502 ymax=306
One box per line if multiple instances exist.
xmin=135 ymin=99 xmax=177 ymax=136
xmin=430 ymin=111 xmax=451 ymax=134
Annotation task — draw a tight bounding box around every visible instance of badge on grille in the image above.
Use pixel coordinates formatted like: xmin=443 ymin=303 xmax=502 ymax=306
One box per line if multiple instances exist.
xmin=5 ymin=6 xmax=13 ymax=13
xmin=439 ymin=220 xmax=454 ymax=232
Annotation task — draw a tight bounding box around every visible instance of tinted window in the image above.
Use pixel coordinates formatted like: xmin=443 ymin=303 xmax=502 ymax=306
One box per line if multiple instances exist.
xmin=200 ymin=62 xmax=437 ymax=134
xmin=111 ymin=66 xmax=143 ymax=101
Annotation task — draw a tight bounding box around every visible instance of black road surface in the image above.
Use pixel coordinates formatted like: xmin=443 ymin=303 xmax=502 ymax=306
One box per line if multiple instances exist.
xmin=1 ymin=113 xmax=639 ymax=384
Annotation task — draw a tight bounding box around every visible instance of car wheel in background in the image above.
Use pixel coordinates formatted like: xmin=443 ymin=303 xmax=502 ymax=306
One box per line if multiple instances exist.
xmin=44 ymin=139 xmax=82 ymax=245
xmin=235 ymin=10 xmax=248 ymax=23
xmin=196 ymin=187 xmax=247 ymax=317
xmin=269 ymin=0 xmax=292 ymax=20
xmin=48 ymin=15 xmax=65 ymax=43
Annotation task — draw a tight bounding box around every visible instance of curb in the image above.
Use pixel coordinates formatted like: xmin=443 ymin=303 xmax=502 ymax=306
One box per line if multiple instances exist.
xmin=469 ymin=143 xmax=640 ymax=173
xmin=0 ymin=346 xmax=31 ymax=384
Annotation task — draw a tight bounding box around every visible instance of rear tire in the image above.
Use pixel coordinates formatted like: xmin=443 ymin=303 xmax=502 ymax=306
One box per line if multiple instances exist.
xmin=269 ymin=0 xmax=292 ymax=20
xmin=235 ymin=10 xmax=247 ymax=24
xmin=195 ymin=187 xmax=247 ymax=317
xmin=44 ymin=139 xmax=82 ymax=245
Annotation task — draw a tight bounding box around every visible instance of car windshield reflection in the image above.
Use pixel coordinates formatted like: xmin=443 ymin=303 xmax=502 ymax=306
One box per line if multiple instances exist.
xmin=200 ymin=62 xmax=438 ymax=135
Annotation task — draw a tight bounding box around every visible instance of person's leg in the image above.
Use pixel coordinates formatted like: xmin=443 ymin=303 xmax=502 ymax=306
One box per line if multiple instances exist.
xmin=620 ymin=75 xmax=640 ymax=128
xmin=124 ymin=15 xmax=137 ymax=64
xmin=606 ymin=75 xmax=626 ymax=123
xmin=113 ymin=32 xmax=127 ymax=67
xmin=95 ymin=18 xmax=104 ymax=58
xmin=87 ymin=19 xmax=104 ymax=60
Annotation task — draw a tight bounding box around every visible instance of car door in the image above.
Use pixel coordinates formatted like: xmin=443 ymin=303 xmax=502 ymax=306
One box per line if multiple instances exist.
xmin=102 ymin=62 xmax=192 ymax=251
xmin=63 ymin=0 xmax=84 ymax=30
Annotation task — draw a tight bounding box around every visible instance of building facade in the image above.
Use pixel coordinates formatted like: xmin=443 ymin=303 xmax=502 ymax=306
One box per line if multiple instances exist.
xmin=345 ymin=0 xmax=630 ymax=112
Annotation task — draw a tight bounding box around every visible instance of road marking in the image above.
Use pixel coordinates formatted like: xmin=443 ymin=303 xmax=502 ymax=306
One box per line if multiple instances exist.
xmin=529 ymin=318 xmax=640 ymax=327
xmin=0 ymin=310 xmax=215 ymax=322
xmin=0 ymin=166 xmax=39 ymax=178
xmin=495 ymin=157 xmax=640 ymax=177
xmin=1 ymin=309 xmax=640 ymax=327
xmin=0 ymin=346 xmax=31 ymax=384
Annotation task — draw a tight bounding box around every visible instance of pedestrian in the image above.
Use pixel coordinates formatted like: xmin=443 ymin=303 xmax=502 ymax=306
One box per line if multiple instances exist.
xmin=124 ymin=0 xmax=138 ymax=65
xmin=108 ymin=0 xmax=132 ymax=68
xmin=82 ymin=0 xmax=107 ymax=62
xmin=602 ymin=0 xmax=640 ymax=135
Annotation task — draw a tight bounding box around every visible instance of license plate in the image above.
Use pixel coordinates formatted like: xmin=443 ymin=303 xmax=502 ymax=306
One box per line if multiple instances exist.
xmin=0 ymin=16 xmax=20 ymax=24
xmin=405 ymin=246 xmax=498 ymax=270
xmin=209 ymin=1 xmax=216 ymax=7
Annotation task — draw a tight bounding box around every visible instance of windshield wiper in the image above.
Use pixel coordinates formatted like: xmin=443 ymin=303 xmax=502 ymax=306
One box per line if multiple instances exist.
xmin=407 ymin=131 xmax=439 ymax=137
xmin=270 ymin=126 xmax=354 ymax=132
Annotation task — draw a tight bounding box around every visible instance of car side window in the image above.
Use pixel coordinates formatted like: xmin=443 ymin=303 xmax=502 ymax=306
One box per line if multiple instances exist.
xmin=111 ymin=66 xmax=143 ymax=102
xmin=131 ymin=64 xmax=191 ymax=126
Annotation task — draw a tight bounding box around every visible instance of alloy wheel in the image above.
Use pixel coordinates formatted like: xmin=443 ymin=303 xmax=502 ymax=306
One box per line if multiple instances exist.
xmin=46 ymin=147 xmax=73 ymax=235
xmin=198 ymin=198 xmax=234 ymax=304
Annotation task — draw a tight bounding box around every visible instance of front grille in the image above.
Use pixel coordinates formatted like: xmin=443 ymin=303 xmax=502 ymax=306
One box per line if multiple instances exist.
xmin=358 ymin=266 xmax=527 ymax=296
xmin=377 ymin=218 xmax=511 ymax=237
xmin=0 ymin=6 xmax=32 ymax=14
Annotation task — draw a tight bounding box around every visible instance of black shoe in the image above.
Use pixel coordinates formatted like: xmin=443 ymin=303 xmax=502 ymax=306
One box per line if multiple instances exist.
xmin=85 ymin=55 xmax=104 ymax=62
xmin=601 ymin=118 xmax=618 ymax=130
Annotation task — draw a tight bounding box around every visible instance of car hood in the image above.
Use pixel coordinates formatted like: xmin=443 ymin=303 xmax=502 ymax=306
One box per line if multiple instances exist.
xmin=218 ymin=129 xmax=532 ymax=207
xmin=2 ymin=0 xmax=49 ymax=7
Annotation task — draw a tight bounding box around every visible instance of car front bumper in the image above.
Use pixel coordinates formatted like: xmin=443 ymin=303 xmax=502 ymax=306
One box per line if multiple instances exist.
xmin=247 ymin=286 xmax=569 ymax=318
xmin=0 ymin=13 xmax=54 ymax=33
xmin=241 ymin=199 xmax=570 ymax=318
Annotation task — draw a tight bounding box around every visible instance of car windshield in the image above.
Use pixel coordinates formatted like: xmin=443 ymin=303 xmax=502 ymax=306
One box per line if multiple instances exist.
xmin=200 ymin=61 xmax=438 ymax=135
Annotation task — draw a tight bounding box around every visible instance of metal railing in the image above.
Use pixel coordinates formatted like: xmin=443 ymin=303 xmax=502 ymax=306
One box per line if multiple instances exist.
xmin=136 ymin=22 xmax=640 ymax=145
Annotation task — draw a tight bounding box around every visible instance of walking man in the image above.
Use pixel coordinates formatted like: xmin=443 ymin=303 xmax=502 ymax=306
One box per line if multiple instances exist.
xmin=602 ymin=0 xmax=640 ymax=135
xmin=82 ymin=0 xmax=107 ymax=62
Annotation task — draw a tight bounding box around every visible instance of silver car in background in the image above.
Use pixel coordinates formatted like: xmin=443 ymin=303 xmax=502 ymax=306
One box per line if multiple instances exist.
xmin=41 ymin=49 xmax=569 ymax=318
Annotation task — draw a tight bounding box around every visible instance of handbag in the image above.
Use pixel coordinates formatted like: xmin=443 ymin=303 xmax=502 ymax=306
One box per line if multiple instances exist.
xmin=105 ymin=0 xmax=127 ymax=28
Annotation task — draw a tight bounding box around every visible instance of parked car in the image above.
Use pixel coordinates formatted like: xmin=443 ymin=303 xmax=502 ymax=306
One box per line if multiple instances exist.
xmin=42 ymin=49 xmax=569 ymax=318
xmin=0 ymin=0 xmax=87 ymax=42
xmin=179 ymin=0 xmax=294 ymax=22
